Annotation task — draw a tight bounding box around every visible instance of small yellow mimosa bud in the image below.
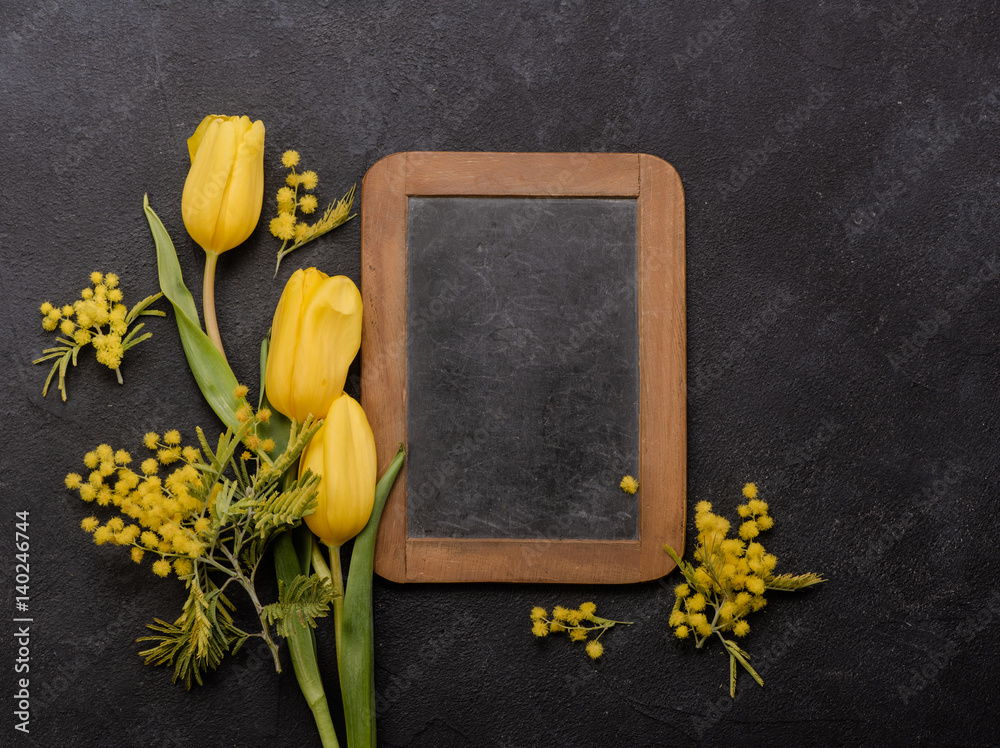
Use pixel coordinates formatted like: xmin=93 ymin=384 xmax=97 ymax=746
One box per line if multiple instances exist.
xmin=265 ymin=268 xmax=362 ymax=423
xmin=182 ymin=114 xmax=266 ymax=255
xmin=299 ymin=393 xmax=377 ymax=547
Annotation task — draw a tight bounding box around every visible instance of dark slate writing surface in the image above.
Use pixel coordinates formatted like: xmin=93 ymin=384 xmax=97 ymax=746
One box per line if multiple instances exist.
xmin=405 ymin=196 xmax=640 ymax=540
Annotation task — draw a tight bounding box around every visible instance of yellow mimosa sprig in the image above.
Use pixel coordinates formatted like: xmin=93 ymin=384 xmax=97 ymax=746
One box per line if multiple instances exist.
xmin=666 ymin=483 xmax=825 ymax=697
xmin=530 ymin=602 xmax=633 ymax=660
xmin=269 ymin=150 xmax=356 ymax=277
xmin=34 ymin=271 xmax=164 ymax=401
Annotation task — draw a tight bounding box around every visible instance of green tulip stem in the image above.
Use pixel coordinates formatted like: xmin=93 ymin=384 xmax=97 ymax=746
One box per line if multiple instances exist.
xmin=310 ymin=538 xmax=342 ymax=660
xmin=274 ymin=533 xmax=340 ymax=748
xmin=202 ymin=250 xmax=226 ymax=360
xmin=329 ymin=543 xmax=345 ymax=663
xmin=311 ymin=535 xmax=333 ymax=580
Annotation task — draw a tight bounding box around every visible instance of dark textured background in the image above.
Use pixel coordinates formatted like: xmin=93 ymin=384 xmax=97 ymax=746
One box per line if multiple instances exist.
xmin=2 ymin=1 xmax=999 ymax=746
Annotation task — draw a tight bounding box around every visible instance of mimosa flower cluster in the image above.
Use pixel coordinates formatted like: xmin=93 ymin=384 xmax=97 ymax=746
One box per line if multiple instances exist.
xmin=35 ymin=271 xmax=163 ymax=400
xmin=66 ymin=386 xmax=332 ymax=688
xmin=69 ymin=391 xmax=271 ymax=577
xmin=70 ymin=429 xmax=207 ymax=575
xmin=665 ymin=483 xmax=824 ymax=697
xmin=269 ymin=150 xmax=356 ymax=275
xmin=530 ymin=602 xmax=632 ymax=660
xmin=619 ymin=474 xmax=639 ymax=494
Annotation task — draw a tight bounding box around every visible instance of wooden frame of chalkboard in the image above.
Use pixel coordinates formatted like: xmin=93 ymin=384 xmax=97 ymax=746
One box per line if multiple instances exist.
xmin=361 ymin=152 xmax=685 ymax=583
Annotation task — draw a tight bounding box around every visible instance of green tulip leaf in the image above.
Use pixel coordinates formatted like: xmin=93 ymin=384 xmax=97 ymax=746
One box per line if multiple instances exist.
xmin=341 ymin=445 xmax=406 ymax=748
xmin=143 ymin=194 xmax=242 ymax=431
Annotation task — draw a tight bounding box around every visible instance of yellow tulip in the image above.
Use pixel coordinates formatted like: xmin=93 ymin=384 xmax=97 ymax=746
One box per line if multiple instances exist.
xmin=181 ymin=114 xmax=265 ymax=358
xmin=265 ymin=268 xmax=362 ymax=423
xmin=299 ymin=393 xmax=377 ymax=547
xmin=181 ymin=114 xmax=265 ymax=254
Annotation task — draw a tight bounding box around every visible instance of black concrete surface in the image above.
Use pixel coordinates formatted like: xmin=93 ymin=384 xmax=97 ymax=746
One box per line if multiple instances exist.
xmin=2 ymin=1 xmax=999 ymax=746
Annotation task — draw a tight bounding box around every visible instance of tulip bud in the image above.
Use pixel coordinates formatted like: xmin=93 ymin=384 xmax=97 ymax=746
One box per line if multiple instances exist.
xmin=182 ymin=114 xmax=266 ymax=255
xmin=299 ymin=393 xmax=377 ymax=547
xmin=265 ymin=268 xmax=362 ymax=423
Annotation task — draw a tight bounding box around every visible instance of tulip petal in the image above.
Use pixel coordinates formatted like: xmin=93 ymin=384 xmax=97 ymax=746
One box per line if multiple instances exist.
xmin=265 ymin=268 xmax=309 ymax=421
xmin=211 ymin=117 xmax=265 ymax=252
xmin=182 ymin=117 xmax=237 ymax=252
xmin=182 ymin=114 xmax=265 ymax=254
xmin=320 ymin=394 xmax=377 ymax=547
xmin=299 ymin=395 xmax=377 ymax=547
xmin=265 ymin=269 xmax=363 ymax=424
xmin=299 ymin=421 xmax=334 ymax=544
xmin=291 ymin=275 xmax=362 ymax=421
xmin=186 ymin=114 xmax=219 ymax=164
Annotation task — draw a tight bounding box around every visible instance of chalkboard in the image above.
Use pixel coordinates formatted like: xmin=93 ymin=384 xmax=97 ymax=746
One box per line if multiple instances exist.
xmin=406 ymin=196 xmax=641 ymax=541
xmin=361 ymin=152 xmax=685 ymax=583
